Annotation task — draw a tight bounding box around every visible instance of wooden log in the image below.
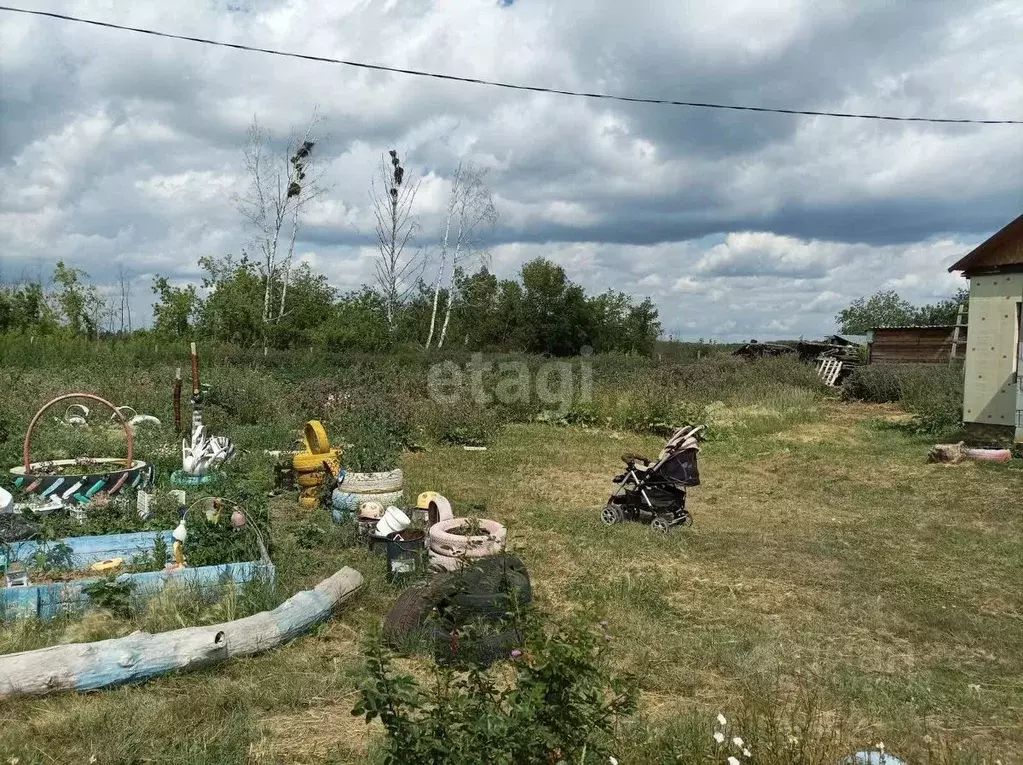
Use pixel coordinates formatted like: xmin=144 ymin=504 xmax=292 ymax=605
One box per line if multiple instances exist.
xmin=0 ymin=566 xmax=364 ymax=698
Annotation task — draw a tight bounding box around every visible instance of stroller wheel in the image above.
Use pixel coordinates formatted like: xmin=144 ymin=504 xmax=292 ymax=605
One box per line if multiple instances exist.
xmin=680 ymin=514 xmax=693 ymax=527
xmin=601 ymin=504 xmax=623 ymax=526
xmin=651 ymin=517 xmax=670 ymax=534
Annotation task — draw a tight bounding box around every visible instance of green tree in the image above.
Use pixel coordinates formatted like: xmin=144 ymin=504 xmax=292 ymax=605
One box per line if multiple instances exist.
xmin=51 ymin=261 xmax=102 ymax=337
xmin=196 ymin=254 xmax=265 ymax=346
xmin=913 ymin=287 xmax=970 ymax=325
xmin=837 ymin=288 xmax=969 ymax=333
xmin=151 ymin=277 xmax=199 ymax=338
xmin=836 ymin=290 xmax=916 ymax=334
xmin=622 ymin=297 xmax=661 ymax=355
xmin=519 ymin=258 xmax=590 ymax=356
xmin=315 ymin=288 xmax=392 ymax=351
xmin=0 ymin=282 xmax=54 ymax=334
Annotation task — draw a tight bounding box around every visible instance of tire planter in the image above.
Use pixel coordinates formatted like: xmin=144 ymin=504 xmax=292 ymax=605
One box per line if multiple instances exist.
xmin=170 ymin=470 xmax=225 ymax=488
xmin=428 ymin=518 xmax=507 ymax=559
xmin=431 ymin=622 xmax=523 ymax=668
xmin=9 ymin=394 xmax=153 ymax=505
xmin=965 ymin=448 xmax=1012 ymax=463
xmin=341 ymin=468 xmax=404 ymax=494
xmin=383 ymin=557 xmax=532 ymax=654
xmin=11 ymin=458 xmax=155 ymax=505
xmin=382 ymin=579 xmax=452 ymax=647
xmin=331 ymin=487 xmax=403 ymax=519
xmin=428 ymin=548 xmax=465 ymax=572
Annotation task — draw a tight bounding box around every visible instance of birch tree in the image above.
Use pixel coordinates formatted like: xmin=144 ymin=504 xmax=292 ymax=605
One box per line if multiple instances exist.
xmin=372 ymin=149 xmax=423 ymax=330
xmin=116 ymin=263 xmax=132 ymax=333
xmin=426 ymin=161 xmax=497 ymax=349
xmin=234 ymin=112 xmax=324 ymax=350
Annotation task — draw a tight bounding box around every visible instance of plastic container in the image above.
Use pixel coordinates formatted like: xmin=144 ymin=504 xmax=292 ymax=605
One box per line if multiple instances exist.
xmin=375 ymin=507 xmax=411 ymax=537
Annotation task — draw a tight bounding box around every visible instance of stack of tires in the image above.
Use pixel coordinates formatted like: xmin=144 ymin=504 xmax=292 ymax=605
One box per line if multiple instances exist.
xmin=331 ymin=468 xmax=404 ymax=524
xmin=383 ymin=555 xmax=532 ymax=667
xmin=427 ymin=517 xmax=507 ymax=572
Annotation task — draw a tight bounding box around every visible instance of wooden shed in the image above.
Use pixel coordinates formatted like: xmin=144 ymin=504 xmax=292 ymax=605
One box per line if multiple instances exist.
xmin=866 ymin=326 xmax=962 ymax=364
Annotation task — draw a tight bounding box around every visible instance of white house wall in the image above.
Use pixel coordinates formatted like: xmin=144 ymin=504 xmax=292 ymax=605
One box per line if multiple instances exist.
xmin=963 ymin=273 xmax=1023 ymax=434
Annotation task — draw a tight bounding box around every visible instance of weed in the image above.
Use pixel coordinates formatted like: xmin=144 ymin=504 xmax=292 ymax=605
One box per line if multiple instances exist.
xmin=82 ymin=575 xmax=135 ymax=619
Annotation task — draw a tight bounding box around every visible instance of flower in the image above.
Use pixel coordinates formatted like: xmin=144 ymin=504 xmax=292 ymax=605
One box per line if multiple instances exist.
xmin=713 ymin=732 xmax=725 ymax=744
xmin=742 ymin=749 xmax=751 ymax=757
xmin=510 ymin=649 xmax=522 ymax=658
xmin=732 ymin=737 xmax=744 ymax=747
xmin=717 ymin=713 xmax=728 ymax=726
xmin=727 ymin=757 xmax=740 ymax=765
xmin=877 ymin=741 xmax=885 ymax=752
xmin=609 ymin=758 xmax=619 ymax=765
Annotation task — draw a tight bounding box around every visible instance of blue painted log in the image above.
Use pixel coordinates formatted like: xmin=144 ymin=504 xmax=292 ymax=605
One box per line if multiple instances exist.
xmin=0 ymin=566 xmax=364 ymax=697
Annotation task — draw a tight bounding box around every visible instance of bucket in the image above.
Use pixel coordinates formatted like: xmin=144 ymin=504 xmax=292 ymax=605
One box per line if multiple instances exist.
xmin=385 ymin=528 xmax=426 ymax=580
xmin=375 ymin=506 xmax=410 ymax=537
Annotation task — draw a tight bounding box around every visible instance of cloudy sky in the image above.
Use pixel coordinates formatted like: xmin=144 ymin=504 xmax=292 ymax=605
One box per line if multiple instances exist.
xmin=1 ymin=0 xmax=1022 ymax=340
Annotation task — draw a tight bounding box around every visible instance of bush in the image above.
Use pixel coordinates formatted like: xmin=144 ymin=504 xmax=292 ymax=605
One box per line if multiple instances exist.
xmin=354 ymin=610 xmax=636 ymax=765
xmin=843 ymin=363 xmax=965 ymax=435
xmin=332 ymin=407 xmax=406 ymax=472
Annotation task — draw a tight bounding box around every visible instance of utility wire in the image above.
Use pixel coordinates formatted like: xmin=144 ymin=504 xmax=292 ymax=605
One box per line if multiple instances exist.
xmin=2 ymin=4 xmax=1022 ymax=126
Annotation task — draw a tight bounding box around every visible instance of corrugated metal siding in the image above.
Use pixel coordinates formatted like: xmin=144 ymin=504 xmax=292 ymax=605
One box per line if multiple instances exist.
xmin=868 ymin=327 xmax=960 ymax=364
xmin=963 ymin=273 xmax=1023 ymax=428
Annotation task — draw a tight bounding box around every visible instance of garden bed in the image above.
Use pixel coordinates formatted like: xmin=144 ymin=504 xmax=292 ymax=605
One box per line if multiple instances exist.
xmin=2 ymin=528 xmax=273 ymax=620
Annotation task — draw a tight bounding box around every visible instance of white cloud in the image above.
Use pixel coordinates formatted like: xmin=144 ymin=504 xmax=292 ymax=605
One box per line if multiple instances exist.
xmin=0 ymin=0 xmax=1018 ymax=338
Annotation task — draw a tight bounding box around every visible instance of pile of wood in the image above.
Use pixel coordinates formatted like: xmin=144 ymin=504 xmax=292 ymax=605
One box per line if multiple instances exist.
xmin=731 ymin=342 xmax=797 ymax=360
xmin=732 ymin=337 xmax=864 ymax=386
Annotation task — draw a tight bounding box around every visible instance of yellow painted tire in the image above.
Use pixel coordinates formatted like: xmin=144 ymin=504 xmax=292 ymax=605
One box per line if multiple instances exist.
xmin=292 ymin=449 xmax=339 ymax=472
xmin=296 ymin=472 xmax=325 ymax=488
xmin=303 ymin=420 xmax=331 ymax=455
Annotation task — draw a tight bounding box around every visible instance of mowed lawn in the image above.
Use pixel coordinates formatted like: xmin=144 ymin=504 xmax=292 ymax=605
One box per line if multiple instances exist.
xmin=1 ymin=402 xmax=1021 ymax=763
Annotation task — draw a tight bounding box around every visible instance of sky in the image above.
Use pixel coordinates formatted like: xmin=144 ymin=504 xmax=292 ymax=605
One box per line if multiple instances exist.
xmin=1 ymin=0 xmax=1022 ymax=341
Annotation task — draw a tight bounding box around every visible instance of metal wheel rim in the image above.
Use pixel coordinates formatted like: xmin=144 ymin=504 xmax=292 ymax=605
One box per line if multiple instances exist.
xmin=651 ymin=518 xmax=669 ymax=533
xmin=601 ymin=506 xmax=619 ymax=525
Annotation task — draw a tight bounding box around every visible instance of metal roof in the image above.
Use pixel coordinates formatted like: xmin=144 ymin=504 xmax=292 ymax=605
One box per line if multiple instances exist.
xmin=827 ymin=334 xmax=868 ymax=345
xmin=868 ymin=325 xmax=955 ymax=331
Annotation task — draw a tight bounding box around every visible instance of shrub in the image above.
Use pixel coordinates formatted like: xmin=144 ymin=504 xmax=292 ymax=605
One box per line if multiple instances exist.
xmin=844 ymin=363 xmax=965 ymax=436
xmin=354 ymin=610 xmax=636 ymax=765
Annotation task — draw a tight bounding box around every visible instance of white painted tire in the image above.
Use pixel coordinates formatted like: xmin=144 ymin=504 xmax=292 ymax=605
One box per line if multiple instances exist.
xmin=341 ymin=469 xmax=403 ymax=494
xmin=965 ymin=448 xmax=1012 ymax=463
xmin=431 ymin=539 xmax=505 ymax=558
xmin=428 ymin=518 xmax=507 ymax=558
xmin=332 ymin=489 xmax=403 ymax=516
xmin=428 ymin=549 xmax=465 ymax=572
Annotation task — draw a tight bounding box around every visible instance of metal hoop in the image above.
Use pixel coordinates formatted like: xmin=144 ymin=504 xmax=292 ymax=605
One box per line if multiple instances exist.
xmin=23 ymin=393 xmax=134 ymax=472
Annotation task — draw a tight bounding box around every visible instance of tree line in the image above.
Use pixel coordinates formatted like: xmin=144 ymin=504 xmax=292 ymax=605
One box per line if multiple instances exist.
xmin=836 ymin=288 xmax=969 ymax=334
xmin=1 ymin=257 xmax=661 ymax=357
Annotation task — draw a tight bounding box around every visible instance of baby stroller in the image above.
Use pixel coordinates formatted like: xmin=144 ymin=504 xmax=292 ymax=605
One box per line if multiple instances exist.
xmin=601 ymin=425 xmax=704 ymax=533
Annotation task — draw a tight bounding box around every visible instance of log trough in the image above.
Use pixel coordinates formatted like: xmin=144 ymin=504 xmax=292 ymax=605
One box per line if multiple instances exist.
xmin=0 ymin=565 xmax=364 ymax=698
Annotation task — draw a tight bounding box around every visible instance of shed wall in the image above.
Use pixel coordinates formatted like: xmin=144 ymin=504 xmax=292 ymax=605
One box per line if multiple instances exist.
xmin=868 ymin=328 xmax=958 ymax=364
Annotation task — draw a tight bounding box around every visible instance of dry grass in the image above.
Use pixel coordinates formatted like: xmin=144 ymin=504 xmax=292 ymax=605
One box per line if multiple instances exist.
xmin=1 ymin=402 xmax=1021 ymax=763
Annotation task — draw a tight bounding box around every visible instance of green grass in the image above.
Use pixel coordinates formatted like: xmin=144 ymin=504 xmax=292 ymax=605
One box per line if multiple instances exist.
xmin=0 ymin=344 xmax=1019 ymax=763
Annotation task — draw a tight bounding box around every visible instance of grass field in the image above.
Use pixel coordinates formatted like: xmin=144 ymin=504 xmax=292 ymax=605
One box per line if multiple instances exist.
xmin=0 ymin=347 xmax=1020 ymax=763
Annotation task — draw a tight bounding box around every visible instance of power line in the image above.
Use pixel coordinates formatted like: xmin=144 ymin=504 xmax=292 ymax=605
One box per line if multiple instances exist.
xmin=3 ymin=4 xmax=1022 ymax=126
